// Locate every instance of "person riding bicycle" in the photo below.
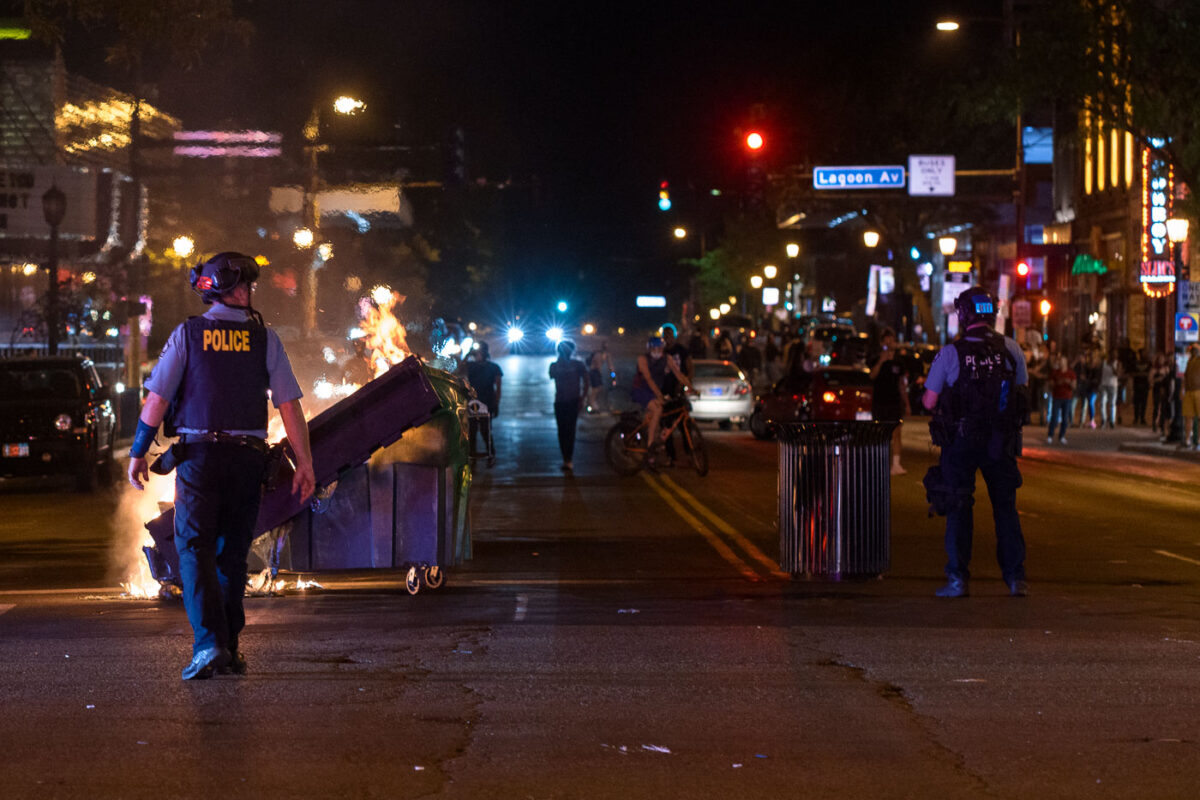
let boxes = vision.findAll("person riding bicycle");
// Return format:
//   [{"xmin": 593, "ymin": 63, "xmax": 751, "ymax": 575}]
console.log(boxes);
[{"xmin": 631, "ymin": 335, "xmax": 692, "ymax": 461}]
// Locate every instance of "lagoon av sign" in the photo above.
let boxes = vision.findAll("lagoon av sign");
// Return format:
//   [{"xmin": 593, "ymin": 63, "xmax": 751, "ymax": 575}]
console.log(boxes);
[{"xmin": 813, "ymin": 165, "xmax": 905, "ymax": 190}]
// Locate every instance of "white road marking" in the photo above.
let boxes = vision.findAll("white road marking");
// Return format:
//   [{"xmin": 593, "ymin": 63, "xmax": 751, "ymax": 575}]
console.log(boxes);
[
  {"xmin": 0, "ymin": 604, "xmax": 14, "ymax": 616},
  {"xmin": 1155, "ymin": 549, "xmax": 1200, "ymax": 567},
  {"xmin": 514, "ymin": 593, "xmax": 528, "ymax": 622}
]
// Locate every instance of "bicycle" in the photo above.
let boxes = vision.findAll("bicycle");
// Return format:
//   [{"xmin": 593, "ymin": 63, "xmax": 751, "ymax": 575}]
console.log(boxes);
[{"xmin": 604, "ymin": 395, "xmax": 709, "ymax": 477}]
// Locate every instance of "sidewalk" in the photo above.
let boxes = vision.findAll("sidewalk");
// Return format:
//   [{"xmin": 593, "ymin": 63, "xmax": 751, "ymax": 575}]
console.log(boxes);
[{"xmin": 901, "ymin": 414, "xmax": 1200, "ymax": 465}]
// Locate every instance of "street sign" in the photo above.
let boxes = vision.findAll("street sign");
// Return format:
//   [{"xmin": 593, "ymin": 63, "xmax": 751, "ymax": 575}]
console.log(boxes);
[
  {"xmin": 1176, "ymin": 312, "xmax": 1199, "ymax": 343},
  {"xmin": 813, "ymin": 165, "xmax": 905, "ymax": 190},
  {"xmin": 1179, "ymin": 280, "xmax": 1200, "ymax": 311},
  {"xmin": 907, "ymin": 155, "xmax": 955, "ymax": 196}
]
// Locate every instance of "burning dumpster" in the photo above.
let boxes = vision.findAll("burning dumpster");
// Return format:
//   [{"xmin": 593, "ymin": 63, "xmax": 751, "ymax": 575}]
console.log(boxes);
[{"xmin": 141, "ymin": 355, "xmax": 473, "ymax": 595}]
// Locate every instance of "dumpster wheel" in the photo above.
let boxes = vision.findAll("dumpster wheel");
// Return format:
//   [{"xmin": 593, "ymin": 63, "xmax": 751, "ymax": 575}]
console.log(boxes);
[
  {"xmin": 423, "ymin": 566, "xmax": 445, "ymax": 589},
  {"xmin": 405, "ymin": 566, "xmax": 421, "ymax": 595}
]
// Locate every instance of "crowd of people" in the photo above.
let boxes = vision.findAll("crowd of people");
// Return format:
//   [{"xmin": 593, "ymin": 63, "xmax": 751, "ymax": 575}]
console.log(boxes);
[{"xmin": 1024, "ymin": 338, "xmax": 1200, "ymax": 448}]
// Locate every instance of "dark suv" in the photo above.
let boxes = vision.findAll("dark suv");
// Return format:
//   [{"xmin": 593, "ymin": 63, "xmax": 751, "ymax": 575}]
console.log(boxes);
[{"xmin": 0, "ymin": 356, "xmax": 117, "ymax": 490}]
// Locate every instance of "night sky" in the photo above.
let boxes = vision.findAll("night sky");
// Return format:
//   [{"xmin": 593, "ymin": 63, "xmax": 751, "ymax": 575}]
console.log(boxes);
[{"xmin": 38, "ymin": 0, "xmax": 1006, "ymax": 304}]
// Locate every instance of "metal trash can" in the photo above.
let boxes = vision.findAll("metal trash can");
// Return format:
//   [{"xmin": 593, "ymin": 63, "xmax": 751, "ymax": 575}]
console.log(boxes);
[{"xmin": 776, "ymin": 421, "xmax": 898, "ymax": 579}]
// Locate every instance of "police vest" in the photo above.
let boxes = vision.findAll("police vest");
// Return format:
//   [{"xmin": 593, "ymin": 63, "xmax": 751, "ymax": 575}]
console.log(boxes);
[
  {"xmin": 167, "ymin": 317, "xmax": 269, "ymax": 433},
  {"xmin": 940, "ymin": 332, "xmax": 1020, "ymax": 434}
]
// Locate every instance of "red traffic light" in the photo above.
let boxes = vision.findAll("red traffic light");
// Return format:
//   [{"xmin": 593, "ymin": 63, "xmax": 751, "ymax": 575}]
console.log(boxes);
[
  {"xmin": 745, "ymin": 131, "xmax": 764, "ymax": 151},
  {"xmin": 1015, "ymin": 260, "xmax": 1030, "ymax": 278}
]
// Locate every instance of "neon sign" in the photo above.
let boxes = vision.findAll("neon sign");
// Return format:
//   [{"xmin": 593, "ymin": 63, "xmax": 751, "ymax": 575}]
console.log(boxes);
[{"xmin": 1141, "ymin": 140, "xmax": 1175, "ymax": 297}]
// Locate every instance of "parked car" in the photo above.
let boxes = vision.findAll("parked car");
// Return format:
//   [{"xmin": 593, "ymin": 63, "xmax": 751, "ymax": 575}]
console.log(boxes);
[
  {"xmin": 688, "ymin": 359, "xmax": 753, "ymax": 429},
  {"xmin": 0, "ymin": 355, "xmax": 117, "ymax": 490},
  {"xmin": 796, "ymin": 326, "xmax": 869, "ymax": 369},
  {"xmin": 748, "ymin": 365, "xmax": 874, "ymax": 440}
]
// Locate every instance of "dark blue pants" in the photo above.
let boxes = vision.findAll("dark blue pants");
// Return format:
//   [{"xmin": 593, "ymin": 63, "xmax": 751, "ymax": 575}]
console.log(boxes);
[
  {"xmin": 1047, "ymin": 398, "xmax": 1071, "ymax": 440},
  {"xmin": 174, "ymin": 442, "xmax": 266, "ymax": 656},
  {"xmin": 940, "ymin": 433, "xmax": 1026, "ymax": 583},
  {"xmin": 553, "ymin": 400, "xmax": 581, "ymax": 461}
]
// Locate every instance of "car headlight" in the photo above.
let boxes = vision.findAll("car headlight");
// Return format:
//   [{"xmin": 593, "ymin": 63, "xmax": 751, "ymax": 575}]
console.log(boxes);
[{"xmin": 54, "ymin": 413, "xmax": 73, "ymax": 431}]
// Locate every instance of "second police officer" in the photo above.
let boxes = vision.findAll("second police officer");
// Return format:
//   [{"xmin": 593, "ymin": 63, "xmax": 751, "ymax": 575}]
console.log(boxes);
[
  {"xmin": 921, "ymin": 286, "xmax": 1030, "ymax": 599},
  {"xmin": 128, "ymin": 252, "xmax": 316, "ymax": 680}
]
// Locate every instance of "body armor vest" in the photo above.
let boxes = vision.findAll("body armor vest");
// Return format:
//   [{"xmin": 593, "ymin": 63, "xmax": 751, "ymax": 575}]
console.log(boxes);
[
  {"xmin": 166, "ymin": 316, "xmax": 269, "ymax": 434},
  {"xmin": 934, "ymin": 332, "xmax": 1021, "ymax": 441}
]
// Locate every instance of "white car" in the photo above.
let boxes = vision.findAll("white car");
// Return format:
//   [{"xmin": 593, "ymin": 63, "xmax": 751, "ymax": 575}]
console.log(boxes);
[{"xmin": 687, "ymin": 359, "xmax": 753, "ymax": 429}]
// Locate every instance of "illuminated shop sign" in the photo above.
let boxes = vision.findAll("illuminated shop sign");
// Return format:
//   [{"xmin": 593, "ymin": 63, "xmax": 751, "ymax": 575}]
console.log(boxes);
[{"xmin": 1141, "ymin": 139, "xmax": 1175, "ymax": 298}]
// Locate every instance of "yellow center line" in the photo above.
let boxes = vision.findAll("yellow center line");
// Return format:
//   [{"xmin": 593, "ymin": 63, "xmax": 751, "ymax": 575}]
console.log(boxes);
[
  {"xmin": 640, "ymin": 472, "xmax": 760, "ymax": 581},
  {"xmin": 1155, "ymin": 549, "xmax": 1200, "ymax": 567},
  {"xmin": 658, "ymin": 473, "xmax": 790, "ymax": 579}
]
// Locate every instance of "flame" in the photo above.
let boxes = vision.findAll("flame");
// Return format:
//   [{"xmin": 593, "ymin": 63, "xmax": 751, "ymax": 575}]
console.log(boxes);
[
  {"xmin": 357, "ymin": 289, "xmax": 411, "ymax": 377},
  {"xmin": 117, "ymin": 470, "xmax": 176, "ymax": 598}
]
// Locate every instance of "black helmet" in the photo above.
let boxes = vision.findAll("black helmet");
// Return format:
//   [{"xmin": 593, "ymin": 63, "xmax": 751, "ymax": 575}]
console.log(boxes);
[
  {"xmin": 189, "ymin": 252, "xmax": 260, "ymax": 304},
  {"xmin": 953, "ymin": 286, "xmax": 998, "ymax": 329}
]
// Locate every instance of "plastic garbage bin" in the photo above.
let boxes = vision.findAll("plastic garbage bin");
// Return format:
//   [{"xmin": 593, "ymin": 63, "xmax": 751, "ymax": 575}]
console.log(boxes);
[{"xmin": 776, "ymin": 421, "xmax": 898, "ymax": 579}]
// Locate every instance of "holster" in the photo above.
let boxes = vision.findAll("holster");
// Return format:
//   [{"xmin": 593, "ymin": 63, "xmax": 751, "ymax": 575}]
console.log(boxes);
[{"xmin": 149, "ymin": 443, "xmax": 183, "ymax": 476}]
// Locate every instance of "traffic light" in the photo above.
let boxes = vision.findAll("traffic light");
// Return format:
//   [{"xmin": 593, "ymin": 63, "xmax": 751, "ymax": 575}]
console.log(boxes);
[
  {"xmin": 745, "ymin": 131, "xmax": 764, "ymax": 152},
  {"xmin": 1039, "ymin": 298, "xmax": 1052, "ymax": 316},
  {"xmin": 1015, "ymin": 260, "xmax": 1030, "ymax": 279},
  {"xmin": 658, "ymin": 181, "xmax": 671, "ymax": 211}
]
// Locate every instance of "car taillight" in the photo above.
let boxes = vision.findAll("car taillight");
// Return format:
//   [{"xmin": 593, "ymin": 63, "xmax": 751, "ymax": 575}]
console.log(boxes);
[
  {"xmin": 822, "ymin": 391, "xmax": 837, "ymax": 404},
  {"xmin": 735, "ymin": 382, "xmax": 749, "ymax": 396},
  {"xmin": 54, "ymin": 413, "xmax": 72, "ymax": 431}
]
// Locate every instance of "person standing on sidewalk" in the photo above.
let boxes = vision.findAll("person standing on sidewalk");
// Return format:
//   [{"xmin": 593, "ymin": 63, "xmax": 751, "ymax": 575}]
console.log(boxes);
[
  {"xmin": 870, "ymin": 327, "xmax": 910, "ymax": 475},
  {"xmin": 1180, "ymin": 344, "xmax": 1200, "ymax": 450},
  {"xmin": 1098, "ymin": 353, "xmax": 1121, "ymax": 429},
  {"xmin": 128, "ymin": 252, "xmax": 315, "ymax": 680},
  {"xmin": 549, "ymin": 340, "xmax": 589, "ymax": 471},
  {"xmin": 1151, "ymin": 352, "xmax": 1172, "ymax": 434},
  {"xmin": 1131, "ymin": 348, "xmax": 1151, "ymax": 426},
  {"xmin": 1046, "ymin": 355, "xmax": 1076, "ymax": 444},
  {"xmin": 923, "ymin": 286, "xmax": 1029, "ymax": 599}
]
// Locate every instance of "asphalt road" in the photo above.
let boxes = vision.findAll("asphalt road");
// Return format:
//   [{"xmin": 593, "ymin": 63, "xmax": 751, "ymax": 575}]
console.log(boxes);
[{"xmin": 3, "ymin": 352, "xmax": 1200, "ymax": 798}]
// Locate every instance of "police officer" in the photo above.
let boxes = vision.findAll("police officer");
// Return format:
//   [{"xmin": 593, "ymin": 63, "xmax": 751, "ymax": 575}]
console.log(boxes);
[
  {"xmin": 128, "ymin": 252, "xmax": 316, "ymax": 679},
  {"xmin": 922, "ymin": 286, "xmax": 1029, "ymax": 598}
]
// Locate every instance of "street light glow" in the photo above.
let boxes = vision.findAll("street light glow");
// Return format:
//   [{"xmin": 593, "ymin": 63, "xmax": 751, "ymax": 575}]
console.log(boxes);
[
  {"xmin": 936, "ymin": 20, "xmax": 960, "ymax": 31},
  {"xmin": 763, "ymin": 265, "xmax": 778, "ymax": 279},
  {"xmin": 709, "ymin": 308, "xmax": 721, "ymax": 320},
  {"xmin": 863, "ymin": 230, "xmax": 881, "ymax": 248},
  {"xmin": 786, "ymin": 243, "xmax": 800, "ymax": 258},
  {"xmin": 719, "ymin": 303, "xmax": 731, "ymax": 314},
  {"xmin": 293, "ymin": 227, "xmax": 314, "ymax": 249},
  {"xmin": 674, "ymin": 227, "xmax": 687, "ymax": 239},
  {"xmin": 1167, "ymin": 217, "xmax": 1190, "ymax": 243},
  {"xmin": 938, "ymin": 236, "xmax": 958, "ymax": 256},
  {"xmin": 172, "ymin": 235, "xmax": 195, "ymax": 259},
  {"xmin": 750, "ymin": 275, "xmax": 763, "ymax": 289},
  {"xmin": 333, "ymin": 95, "xmax": 366, "ymax": 115}
]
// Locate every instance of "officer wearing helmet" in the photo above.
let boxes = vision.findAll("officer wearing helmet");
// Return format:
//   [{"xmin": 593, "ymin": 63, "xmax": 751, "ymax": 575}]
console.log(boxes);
[
  {"xmin": 128, "ymin": 252, "xmax": 316, "ymax": 679},
  {"xmin": 921, "ymin": 286, "xmax": 1030, "ymax": 599}
]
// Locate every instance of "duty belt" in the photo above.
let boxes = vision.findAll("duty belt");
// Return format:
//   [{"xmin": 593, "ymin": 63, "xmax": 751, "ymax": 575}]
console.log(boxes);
[{"xmin": 179, "ymin": 432, "xmax": 269, "ymax": 454}]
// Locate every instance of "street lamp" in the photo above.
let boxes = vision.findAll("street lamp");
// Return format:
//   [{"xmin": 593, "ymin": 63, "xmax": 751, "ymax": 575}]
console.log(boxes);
[
  {"xmin": 673, "ymin": 226, "xmax": 687, "ymax": 239},
  {"xmin": 172, "ymin": 235, "xmax": 195, "ymax": 260},
  {"xmin": 293, "ymin": 227, "xmax": 315, "ymax": 249},
  {"xmin": 41, "ymin": 183, "xmax": 66, "ymax": 355},
  {"xmin": 1166, "ymin": 216, "xmax": 1190, "ymax": 443},
  {"xmin": 763, "ymin": 264, "xmax": 778, "ymax": 280},
  {"xmin": 786, "ymin": 242, "xmax": 800, "ymax": 259},
  {"xmin": 863, "ymin": 230, "xmax": 881, "ymax": 249},
  {"xmin": 938, "ymin": 236, "xmax": 957, "ymax": 257},
  {"xmin": 750, "ymin": 275, "xmax": 763, "ymax": 289},
  {"xmin": 933, "ymin": 236, "xmax": 958, "ymax": 346}
]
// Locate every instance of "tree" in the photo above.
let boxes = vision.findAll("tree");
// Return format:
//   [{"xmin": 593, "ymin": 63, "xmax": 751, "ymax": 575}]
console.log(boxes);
[{"xmin": 1017, "ymin": 0, "xmax": 1200, "ymax": 215}]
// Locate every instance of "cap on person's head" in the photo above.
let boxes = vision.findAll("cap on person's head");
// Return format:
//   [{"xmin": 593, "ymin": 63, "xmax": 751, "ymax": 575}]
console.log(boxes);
[{"xmin": 647, "ymin": 336, "xmax": 665, "ymax": 349}]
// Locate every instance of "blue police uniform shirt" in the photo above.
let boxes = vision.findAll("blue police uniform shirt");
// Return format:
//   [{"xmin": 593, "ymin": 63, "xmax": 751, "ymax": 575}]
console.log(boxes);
[
  {"xmin": 145, "ymin": 303, "xmax": 303, "ymax": 439},
  {"xmin": 925, "ymin": 329, "xmax": 1028, "ymax": 395}
]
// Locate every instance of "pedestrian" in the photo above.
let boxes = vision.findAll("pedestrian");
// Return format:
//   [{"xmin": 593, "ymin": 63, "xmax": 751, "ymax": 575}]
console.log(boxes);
[
  {"xmin": 1131, "ymin": 348, "xmax": 1151, "ymax": 425},
  {"xmin": 687, "ymin": 327, "xmax": 708, "ymax": 360},
  {"xmin": 585, "ymin": 342, "xmax": 615, "ymax": 414},
  {"xmin": 549, "ymin": 340, "xmax": 589, "ymax": 471},
  {"xmin": 1025, "ymin": 343, "xmax": 1047, "ymax": 426},
  {"xmin": 1098, "ymin": 352, "xmax": 1120, "ymax": 428},
  {"xmin": 462, "ymin": 341, "xmax": 503, "ymax": 465},
  {"xmin": 1070, "ymin": 351, "xmax": 1092, "ymax": 427},
  {"xmin": 1046, "ymin": 354, "xmax": 1075, "ymax": 444},
  {"xmin": 922, "ymin": 286, "xmax": 1029, "ymax": 598},
  {"xmin": 1151, "ymin": 352, "xmax": 1171, "ymax": 433},
  {"xmin": 869, "ymin": 327, "xmax": 910, "ymax": 475},
  {"xmin": 128, "ymin": 252, "xmax": 316, "ymax": 680},
  {"xmin": 1180, "ymin": 343, "xmax": 1200, "ymax": 450}
]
